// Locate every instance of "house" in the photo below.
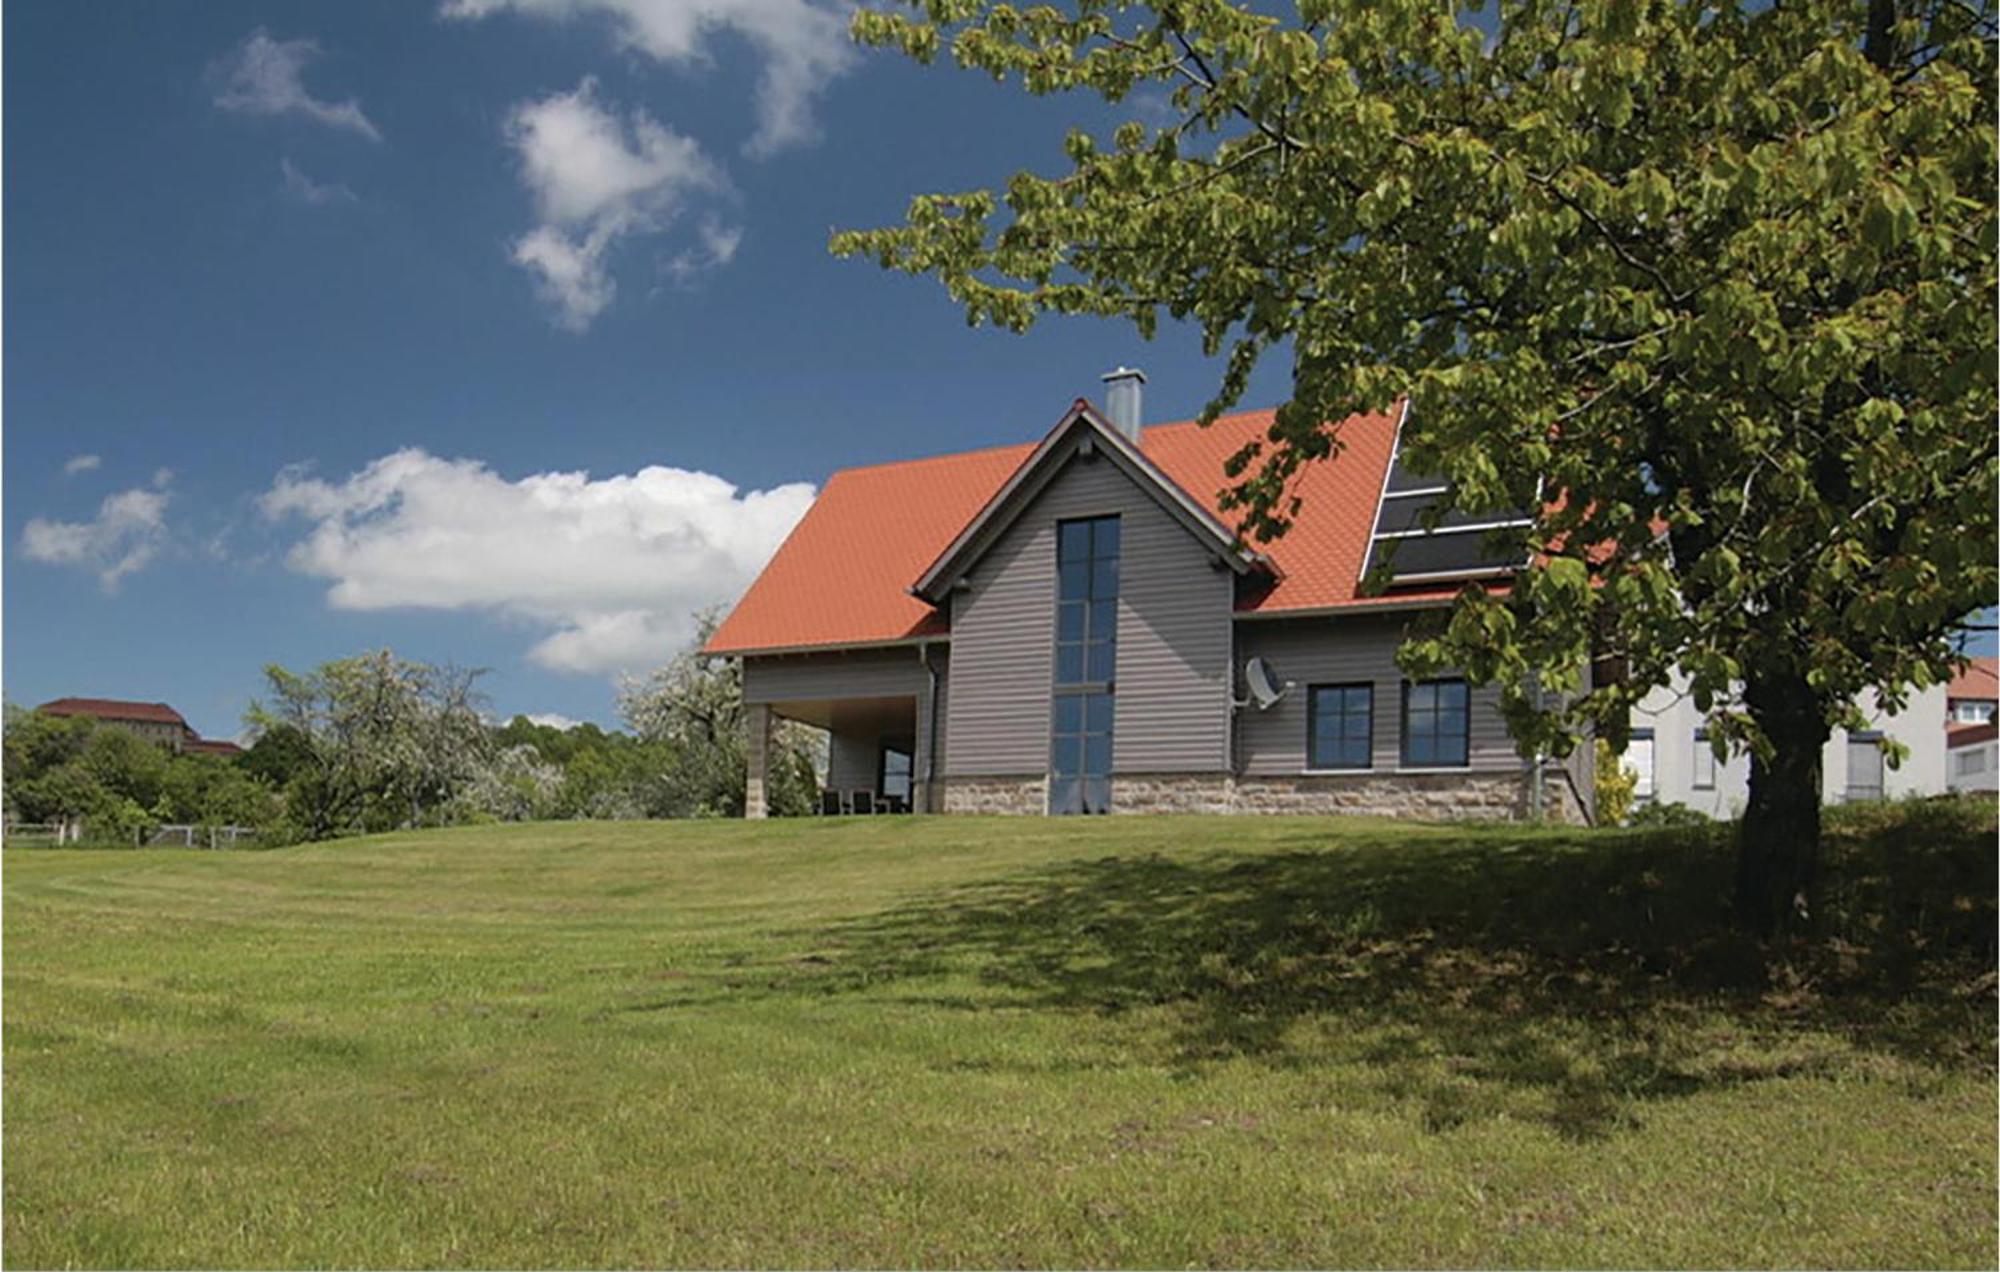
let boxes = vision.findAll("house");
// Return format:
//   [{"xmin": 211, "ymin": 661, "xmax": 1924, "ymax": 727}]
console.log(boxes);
[
  {"xmin": 1944, "ymin": 657, "xmax": 1998, "ymax": 792},
  {"xmin": 705, "ymin": 372, "xmax": 1593, "ymax": 820},
  {"xmin": 1946, "ymin": 722, "xmax": 1997, "ymax": 794},
  {"xmin": 1946, "ymin": 657, "xmax": 1997, "ymax": 727},
  {"xmin": 1620, "ymin": 676, "xmax": 1947, "ymax": 817},
  {"xmin": 35, "ymin": 698, "xmax": 240, "ymax": 758}
]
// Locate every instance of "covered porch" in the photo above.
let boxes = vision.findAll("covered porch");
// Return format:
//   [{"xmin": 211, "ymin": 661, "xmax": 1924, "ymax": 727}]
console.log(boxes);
[{"xmin": 740, "ymin": 645, "xmax": 946, "ymax": 818}]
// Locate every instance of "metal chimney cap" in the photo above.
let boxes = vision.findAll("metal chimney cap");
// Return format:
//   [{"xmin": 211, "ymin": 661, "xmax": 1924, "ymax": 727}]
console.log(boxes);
[{"xmin": 1101, "ymin": 366, "xmax": 1148, "ymax": 384}]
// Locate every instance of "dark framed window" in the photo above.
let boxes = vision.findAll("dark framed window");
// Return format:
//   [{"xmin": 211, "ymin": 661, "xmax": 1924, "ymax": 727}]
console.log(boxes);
[
  {"xmin": 1692, "ymin": 729, "xmax": 1716, "ymax": 789},
  {"xmin": 1401, "ymin": 678, "xmax": 1470, "ymax": 767},
  {"xmin": 1051, "ymin": 515, "xmax": 1119, "ymax": 815},
  {"xmin": 1846, "ymin": 731, "xmax": 1884, "ymax": 802},
  {"xmin": 1626, "ymin": 727, "xmax": 1656, "ymax": 800},
  {"xmin": 879, "ymin": 746, "xmax": 912, "ymax": 803},
  {"xmin": 1308, "ymin": 683, "xmax": 1373, "ymax": 769}
]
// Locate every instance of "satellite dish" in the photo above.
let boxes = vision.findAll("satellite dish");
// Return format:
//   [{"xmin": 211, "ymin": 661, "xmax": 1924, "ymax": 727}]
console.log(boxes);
[{"xmin": 1243, "ymin": 656, "xmax": 1292, "ymax": 710}]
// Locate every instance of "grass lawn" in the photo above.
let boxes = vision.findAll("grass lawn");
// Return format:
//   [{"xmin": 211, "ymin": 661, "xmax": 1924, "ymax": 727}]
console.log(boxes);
[{"xmin": 5, "ymin": 802, "xmax": 1994, "ymax": 1268}]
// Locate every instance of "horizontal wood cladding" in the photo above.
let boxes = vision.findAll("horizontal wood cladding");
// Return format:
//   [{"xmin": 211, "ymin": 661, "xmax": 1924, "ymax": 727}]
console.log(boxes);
[
  {"xmin": 947, "ymin": 444, "xmax": 1233, "ymax": 777},
  {"xmin": 741, "ymin": 646, "xmax": 931, "ymax": 704},
  {"xmin": 1235, "ymin": 613, "xmax": 1520, "ymax": 775}
]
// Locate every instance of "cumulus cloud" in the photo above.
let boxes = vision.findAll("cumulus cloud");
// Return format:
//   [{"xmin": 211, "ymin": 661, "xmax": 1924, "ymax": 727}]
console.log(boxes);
[
  {"xmin": 443, "ymin": 0, "xmax": 855, "ymax": 156},
  {"xmin": 501, "ymin": 79, "xmax": 726, "ymax": 330},
  {"xmin": 261, "ymin": 448, "xmax": 814, "ymax": 675},
  {"xmin": 22, "ymin": 483, "xmax": 173, "ymax": 591},
  {"xmin": 63, "ymin": 454, "xmax": 102, "ymax": 477},
  {"xmin": 210, "ymin": 30, "xmax": 381, "ymax": 141},
  {"xmin": 280, "ymin": 157, "xmax": 357, "ymax": 205}
]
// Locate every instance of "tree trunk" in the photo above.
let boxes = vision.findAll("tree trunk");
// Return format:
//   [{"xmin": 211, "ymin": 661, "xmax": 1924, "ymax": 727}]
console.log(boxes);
[{"xmin": 1735, "ymin": 666, "xmax": 1830, "ymax": 936}]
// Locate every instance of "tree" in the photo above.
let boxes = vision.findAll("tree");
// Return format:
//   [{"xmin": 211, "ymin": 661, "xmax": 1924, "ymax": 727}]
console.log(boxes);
[
  {"xmin": 619, "ymin": 611, "xmax": 823, "ymax": 817},
  {"xmin": 246, "ymin": 651, "xmax": 494, "ymax": 840},
  {"xmin": 835, "ymin": 0, "xmax": 1997, "ymax": 931}
]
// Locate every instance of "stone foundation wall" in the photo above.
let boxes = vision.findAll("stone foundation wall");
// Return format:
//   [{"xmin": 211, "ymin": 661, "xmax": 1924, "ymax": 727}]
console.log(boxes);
[
  {"xmin": 941, "ymin": 775, "xmax": 1048, "ymax": 815},
  {"xmin": 934, "ymin": 769, "xmax": 1588, "ymax": 821},
  {"xmin": 1229, "ymin": 770, "xmax": 1530, "ymax": 819},
  {"xmin": 1110, "ymin": 773, "xmax": 1236, "ymax": 814}
]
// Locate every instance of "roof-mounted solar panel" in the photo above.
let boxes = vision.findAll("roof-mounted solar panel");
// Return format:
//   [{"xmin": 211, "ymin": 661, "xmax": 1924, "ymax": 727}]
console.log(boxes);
[{"xmin": 1366, "ymin": 436, "xmax": 1530, "ymax": 587}]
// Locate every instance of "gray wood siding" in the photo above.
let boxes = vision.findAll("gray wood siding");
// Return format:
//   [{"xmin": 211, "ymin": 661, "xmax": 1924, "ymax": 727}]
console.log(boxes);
[
  {"xmin": 1235, "ymin": 614, "xmax": 1521, "ymax": 774},
  {"xmin": 946, "ymin": 445, "xmax": 1233, "ymax": 776},
  {"xmin": 742, "ymin": 647, "xmax": 929, "ymax": 703}
]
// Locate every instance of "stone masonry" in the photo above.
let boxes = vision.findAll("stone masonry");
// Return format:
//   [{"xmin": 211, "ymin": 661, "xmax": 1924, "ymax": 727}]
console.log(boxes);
[{"xmin": 934, "ymin": 769, "xmax": 1591, "ymax": 822}]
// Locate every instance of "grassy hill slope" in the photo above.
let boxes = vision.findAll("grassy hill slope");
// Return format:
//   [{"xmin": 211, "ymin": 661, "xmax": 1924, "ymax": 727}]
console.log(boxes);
[{"xmin": 5, "ymin": 805, "xmax": 1994, "ymax": 1268}]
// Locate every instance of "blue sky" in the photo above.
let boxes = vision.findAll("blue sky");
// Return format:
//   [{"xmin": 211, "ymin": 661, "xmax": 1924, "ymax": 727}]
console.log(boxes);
[
  {"xmin": 7, "ymin": 2, "xmax": 1991, "ymax": 741},
  {"xmin": 5, "ymin": 0, "xmax": 1299, "ymax": 738}
]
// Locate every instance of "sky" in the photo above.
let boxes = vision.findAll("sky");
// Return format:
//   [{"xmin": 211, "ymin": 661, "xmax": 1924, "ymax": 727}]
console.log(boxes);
[
  {"xmin": 6, "ymin": 2, "xmax": 1991, "ymax": 741},
  {"xmin": 4, "ymin": 0, "xmax": 1301, "ymax": 739}
]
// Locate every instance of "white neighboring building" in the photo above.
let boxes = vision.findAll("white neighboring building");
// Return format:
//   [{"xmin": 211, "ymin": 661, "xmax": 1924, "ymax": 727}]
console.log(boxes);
[
  {"xmin": 1618, "ymin": 676, "xmax": 1948, "ymax": 819},
  {"xmin": 1946, "ymin": 724, "xmax": 1997, "ymax": 793}
]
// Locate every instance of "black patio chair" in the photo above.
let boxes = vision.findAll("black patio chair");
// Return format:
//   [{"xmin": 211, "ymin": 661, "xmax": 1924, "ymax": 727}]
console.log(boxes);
[
  {"xmin": 850, "ymin": 789, "xmax": 876, "ymax": 816},
  {"xmin": 819, "ymin": 789, "xmax": 844, "ymax": 816}
]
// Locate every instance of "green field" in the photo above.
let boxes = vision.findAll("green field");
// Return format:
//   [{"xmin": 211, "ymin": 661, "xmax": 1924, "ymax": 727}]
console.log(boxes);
[{"xmin": 5, "ymin": 804, "xmax": 1995, "ymax": 1268}]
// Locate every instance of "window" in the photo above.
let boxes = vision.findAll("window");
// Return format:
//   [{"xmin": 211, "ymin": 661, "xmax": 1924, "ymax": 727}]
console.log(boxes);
[
  {"xmin": 879, "ymin": 746, "xmax": 912, "ymax": 803},
  {"xmin": 1957, "ymin": 701, "xmax": 1995, "ymax": 724},
  {"xmin": 1308, "ymin": 684, "xmax": 1373, "ymax": 769},
  {"xmin": 1846, "ymin": 732, "xmax": 1885, "ymax": 802},
  {"xmin": 1626, "ymin": 728, "xmax": 1656, "ymax": 799},
  {"xmin": 1401, "ymin": 679, "xmax": 1469, "ymax": 768},
  {"xmin": 1691, "ymin": 729, "xmax": 1716, "ymax": 789},
  {"xmin": 1955, "ymin": 749, "xmax": 1987, "ymax": 776},
  {"xmin": 1051, "ymin": 516, "xmax": 1118, "ymax": 815}
]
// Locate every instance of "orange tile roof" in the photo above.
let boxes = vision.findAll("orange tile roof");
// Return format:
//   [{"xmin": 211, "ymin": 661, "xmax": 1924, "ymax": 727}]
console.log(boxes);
[
  {"xmin": 1948, "ymin": 656, "xmax": 1998, "ymax": 702},
  {"xmin": 706, "ymin": 404, "xmax": 1442, "ymax": 656},
  {"xmin": 37, "ymin": 697, "xmax": 190, "ymax": 727}
]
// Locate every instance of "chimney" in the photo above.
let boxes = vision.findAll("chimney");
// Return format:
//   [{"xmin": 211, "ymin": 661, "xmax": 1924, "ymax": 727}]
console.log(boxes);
[{"xmin": 1100, "ymin": 366, "xmax": 1146, "ymax": 444}]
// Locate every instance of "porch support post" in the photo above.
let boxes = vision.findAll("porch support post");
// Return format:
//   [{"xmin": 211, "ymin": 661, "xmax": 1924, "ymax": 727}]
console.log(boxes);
[{"xmin": 745, "ymin": 702, "xmax": 772, "ymax": 819}]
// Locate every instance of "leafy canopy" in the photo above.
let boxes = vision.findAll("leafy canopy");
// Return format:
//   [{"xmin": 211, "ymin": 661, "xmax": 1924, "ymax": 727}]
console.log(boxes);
[{"xmin": 835, "ymin": 0, "xmax": 1997, "ymax": 760}]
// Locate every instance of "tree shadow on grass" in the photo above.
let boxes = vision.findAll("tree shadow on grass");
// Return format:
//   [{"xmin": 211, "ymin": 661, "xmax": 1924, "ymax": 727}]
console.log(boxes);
[{"xmin": 787, "ymin": 801, "xmax": 1996, "ymax": 1140}]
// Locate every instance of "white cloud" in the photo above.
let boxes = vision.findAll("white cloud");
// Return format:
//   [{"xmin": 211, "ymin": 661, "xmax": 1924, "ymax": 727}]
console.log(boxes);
[
  {"xmin": 280, "ymin": 157, "xmax": 357, "ymax": 205},
  {"xmin": 261, "ymin": 448, "xmax": 814, "ymax": 675},
  {"xmin": 525, "ymin": 712, "xmax": 585, "ymax": 730},
  {"xmin": 442, "ymin": 0, "xmax": 856, "ymax": 156},
  {"xmin": 210, "ymin": 29, "xmax": 381, "ymax": 141},
  {"xmin": 501, "ymin": 79, "xmax": 726, "ymax": 330},
  {"xmin": 666, "ymin": 217, "xmax": 744, "ymax": 284},
  {"xmin": 22, "ymin": 483, "xmax": 173, "ymax": 591},
  {"xmin": 63, "ymin": 454, "xmax": 102, "ymax": 477}
]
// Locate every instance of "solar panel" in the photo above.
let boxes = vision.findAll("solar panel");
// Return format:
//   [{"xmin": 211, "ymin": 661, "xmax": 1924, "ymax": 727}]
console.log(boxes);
[{"xmin": 1366, "ymin": 436, "xmax": 1530, "ymax": 587}]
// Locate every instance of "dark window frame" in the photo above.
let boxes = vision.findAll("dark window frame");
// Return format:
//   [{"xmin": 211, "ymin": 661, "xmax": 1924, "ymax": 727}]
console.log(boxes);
[
  {"xmin": 878, "ymin": 745, "xmax": 913, "ymax": 803},
  {"xmin": 1400, "ymin": 678, "xmax": 1471, "ymax": 768},
  {"xmin": 1051, "ymin": 515, "xmax": 1120, "ymax": 815},
  {"xmin": 1846, "ymin": 730, "xmax": 1885, "ymax": 801},
  {"xmin": 1692, "ymin": 728, "xmax": 1716, "ymax": 790},
  {"xmin": 1307, "ymin": 682, "xmax": 1374, "ymax": 770}
]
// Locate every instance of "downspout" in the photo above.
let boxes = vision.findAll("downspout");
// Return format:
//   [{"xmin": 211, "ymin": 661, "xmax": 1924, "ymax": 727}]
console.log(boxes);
[
  {"xmin": 1526, "ymin": 671, "xmax": 1546, "ymax": 822},
  {"xmin": 920, "ymin": 641, "xmax": 940, "ymax": 811}
]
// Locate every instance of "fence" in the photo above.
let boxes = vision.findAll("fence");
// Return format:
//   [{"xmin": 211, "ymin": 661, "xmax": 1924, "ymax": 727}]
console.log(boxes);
[
  {"xmin": 3, "ymin": 820, "xmax": 261, "ymax": 849},
  {"xmin": 144, "ymin": 824, "xmax": 262, "ymax": 849}
]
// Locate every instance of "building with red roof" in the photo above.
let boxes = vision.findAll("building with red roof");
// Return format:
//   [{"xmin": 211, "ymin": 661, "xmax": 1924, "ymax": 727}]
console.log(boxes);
[
  {"xmin": 708, "ymin": 372, "xmax": 1590, "ymax": 821},
  {"xmin": 35, "ymin": 698, "xmax": 239, "ymax": 758}
]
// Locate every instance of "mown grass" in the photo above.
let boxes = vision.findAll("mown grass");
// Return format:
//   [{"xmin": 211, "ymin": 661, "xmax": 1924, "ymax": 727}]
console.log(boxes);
[{"xmin": 5, "ymin": 802, "xmax": 1994, "ymax": 1268}]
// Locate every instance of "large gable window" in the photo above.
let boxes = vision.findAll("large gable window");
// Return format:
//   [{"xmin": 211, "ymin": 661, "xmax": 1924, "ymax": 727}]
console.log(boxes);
[
  {"xmin": 1402, "ymin": 679, "xmax": 1470, "ymax": 768},
  {"xmin": 1051, "ymin": 515, "xmax": 1119, "ymax": 814}
]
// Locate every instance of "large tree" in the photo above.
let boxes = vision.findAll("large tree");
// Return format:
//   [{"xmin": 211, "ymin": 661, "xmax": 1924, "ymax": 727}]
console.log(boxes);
[
  {"xmin": 247, "ymin": 651, "xmax": 493, "ymax": 839},
  {"xmin": 834, "ymin": 0, "xmax": 1997, "ymax": 931}
]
